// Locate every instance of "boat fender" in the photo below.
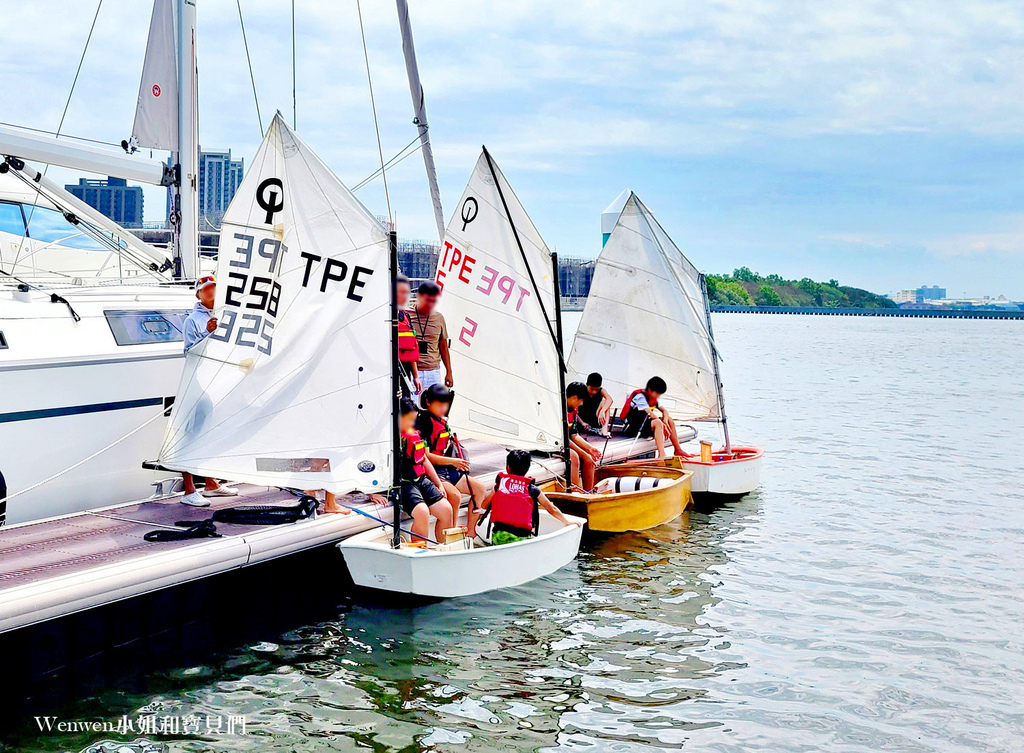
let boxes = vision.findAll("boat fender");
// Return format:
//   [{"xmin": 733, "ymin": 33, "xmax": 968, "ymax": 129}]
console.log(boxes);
[{"xmin": 594, "ymin": 476, "xmax": 663, "ymax": 494}]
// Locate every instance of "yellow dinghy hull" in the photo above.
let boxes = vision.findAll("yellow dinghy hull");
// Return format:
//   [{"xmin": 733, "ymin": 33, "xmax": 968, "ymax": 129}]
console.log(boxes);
[{"xmin": 543, "ymin": 466, "xmax": 693, "ymax": 533}]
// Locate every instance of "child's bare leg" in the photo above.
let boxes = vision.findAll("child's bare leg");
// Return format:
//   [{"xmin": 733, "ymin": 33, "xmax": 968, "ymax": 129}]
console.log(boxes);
[
  {"xmin": 652, "ymin": 420, "xmax": 668, "ymax": 458},
  {"xmin": 410, "ymin": 503, "xmax": 431, "ymax": 542},
  {"xmin": 459, "ymin": 475, "xmax": 486, "ymax": 537},
  {"xmin": 441, "ymin": 480, "xmax": 461, "ymax": 510},
  {"xmin": 429, "ymin": 499, "xmax": 454, "ymax": 534},
  {"xmin": 324, "ymin": 491, "xmax": 349, "ymax": 514},
  {"xmin": 580, "ymin": 452, "xmax": 596, "ymax": 491},
  {"xmin": 183, "ymin": 473, "xmax": 196, "ymax": 494},
  {"xmin": 204, "ymin": 478, "xmax": 220, "ymax": 492},
  {"xmin": 569, "ymin": 447, "xmax": 582, "ymax": 490},
  {"xmin": 664, "ymin": 416, "xmax": 684, "ymax": 454}
]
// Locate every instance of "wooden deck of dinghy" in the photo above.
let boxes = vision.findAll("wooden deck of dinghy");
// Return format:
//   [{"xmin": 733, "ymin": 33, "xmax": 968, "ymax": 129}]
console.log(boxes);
[{"xmin": 0, "ymin": 433, "xmax": 663, "ymax": 633}]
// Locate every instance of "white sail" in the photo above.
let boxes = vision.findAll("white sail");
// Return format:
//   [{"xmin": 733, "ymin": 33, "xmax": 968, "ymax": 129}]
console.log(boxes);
[
  {"xmin": 568, "ymin": 193, "xmax": 722, "ymax": 421},
  {"xmin": 132, "ymin": 0, "xmax": 178, "ymax": 151},
  {"xmin": 158, "ymin": 114, "xmax": 393, "ymax": 493},
  {"xmin": 436, "ymin": 150, "xmax": 563, "ymax": 451}
]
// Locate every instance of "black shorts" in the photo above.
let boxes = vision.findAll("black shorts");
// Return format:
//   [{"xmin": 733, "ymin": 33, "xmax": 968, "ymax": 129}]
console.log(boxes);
[
  {"xmin": 436, "ymin": 464, "xmax": 465, "ymax": 486},
  {"xmin": 622, "ymin": 410, "xmax": 655, "ymax": 439},
  {"xmin": 400, "ymin": 477, "xmax": 445, "ymax": 513},
  {"xmin": 577, "ymin": 405, "xmax": 600, "ymax": 428}
]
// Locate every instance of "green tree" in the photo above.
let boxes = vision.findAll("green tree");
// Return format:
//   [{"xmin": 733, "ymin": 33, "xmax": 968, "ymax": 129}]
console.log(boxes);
[
  {"xmin": 755, "ymin": 284, "xmax": 783, "ymax": 306},
  {"xmin": 732, "ymin": 266, "xmax": 761, "ymax": 282}
]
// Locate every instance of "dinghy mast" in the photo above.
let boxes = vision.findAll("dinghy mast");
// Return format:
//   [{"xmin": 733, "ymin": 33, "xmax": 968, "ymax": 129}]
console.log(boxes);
[
  {"xmin": 395, "ymin": 0, "xmax": 445, "ymax": 242},
  {"xmin": 389, "ymin": 227, "xmax": 403, "ymax": 548},
  {"xmin": 699, "ymin": 273, "xmax": 731, "ymax": 453}
]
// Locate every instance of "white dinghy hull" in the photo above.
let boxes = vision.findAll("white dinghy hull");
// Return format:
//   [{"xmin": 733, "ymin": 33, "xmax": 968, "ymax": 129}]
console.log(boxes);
[
  {"xmin": 338, "ymin": 511, "xmax": 584, "ymax": 598},
  {"xmin": 682, "ymin": 447, "xmax": 763, "ymax": 498}
]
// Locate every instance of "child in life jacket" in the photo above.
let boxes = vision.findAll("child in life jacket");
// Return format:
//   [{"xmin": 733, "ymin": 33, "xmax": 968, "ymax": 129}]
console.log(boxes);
[
  {"xmin": 376, "ymin": 397, "xmax": 453, "ymax": 543},
  {"xmin": 478, "ymin": 449, "xmax": 576, "ymax": 545},
  {"xmin": 396, "ymin": 274, "xmax": 421, "ymax": 396},
  {"xmin": 566, "ymin": 381, "xmax": 601, "ymax": 491},
  {"xmin": 415, "ymin": 385, "xmax": 488, "ymax": 538},
  {"xmin": 621, "ymin": 376, "xmax": 686, "ymax": 459}
]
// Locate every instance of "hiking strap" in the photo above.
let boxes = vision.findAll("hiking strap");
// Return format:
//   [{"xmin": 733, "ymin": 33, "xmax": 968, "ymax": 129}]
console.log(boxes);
[{"xmin": 143, "ymin": 519, "xmax": 221, "ymax": 542}]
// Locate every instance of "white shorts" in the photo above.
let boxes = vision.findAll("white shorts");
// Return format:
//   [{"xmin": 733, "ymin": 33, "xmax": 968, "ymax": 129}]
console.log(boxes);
[{"xmin": 418, "ymin": 368, "xmax": 443, "ymax": 392}]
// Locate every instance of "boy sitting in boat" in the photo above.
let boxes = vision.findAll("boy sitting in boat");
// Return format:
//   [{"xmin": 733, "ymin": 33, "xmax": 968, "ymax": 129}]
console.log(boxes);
[
  {"xmin": 415, "ymin": 385, "xmax": 488, "ymax": 538},
  {"xmin": 566, "ymin": 382, "xmax": 601, "ymax": 492},
  {"xmin": 478, "ymin": 450, "xmax": 576, "ymax": 545},
  {"xmin": 577, "ymin": 372, "xmax": 614, "ymax": 437},
  {"xmin": 621, "ymin": 376, "xmax": 687, "ymax": 460},
  {"xmin": 381, "ymin": 397, "xmax": 454, "ymax": 543}
]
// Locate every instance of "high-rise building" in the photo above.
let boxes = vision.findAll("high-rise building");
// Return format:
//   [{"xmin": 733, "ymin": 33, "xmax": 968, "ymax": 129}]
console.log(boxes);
[
  {"xmin": 165, "ymin": 148, "xmax": 244, "ymax": 228},
  {"xmin": 65, "ymin": 177, "xmax": 144, "ymax": 226},
  {"xmin": 917, "ymin": 285, "xmax": 946, "ymax": 301}
]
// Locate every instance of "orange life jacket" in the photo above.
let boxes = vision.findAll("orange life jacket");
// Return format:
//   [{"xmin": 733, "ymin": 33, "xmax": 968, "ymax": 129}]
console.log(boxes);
[
  {"xmin": 401, "ymin": 430, "xmax": 428, "ymax": 480},
  {"xmin": 397, "ymin": 311, "xmax": 420, "ymax": 364},
  {"xmin": 490, "ymin": 472, "xmax": 538, "ymax": 536},
  {"xmin": 619, "ymin": 388, "xmax": 657, "ymax": 420}
]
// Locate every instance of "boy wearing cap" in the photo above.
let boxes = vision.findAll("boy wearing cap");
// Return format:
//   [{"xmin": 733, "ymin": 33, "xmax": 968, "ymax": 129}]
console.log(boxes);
[
  {"xmin": 409, "ymin": 280, "xmax": 453, "ymax": 391},
  {"xmin": 179, "ymin": 275, "xmax": 237, "ymax": 506}
]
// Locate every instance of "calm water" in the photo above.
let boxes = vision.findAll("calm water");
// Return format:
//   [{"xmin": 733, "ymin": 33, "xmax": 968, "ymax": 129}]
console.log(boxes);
[{"xmin": 9, "ymin": 315, "xmax": 1024, "ymax": 752}]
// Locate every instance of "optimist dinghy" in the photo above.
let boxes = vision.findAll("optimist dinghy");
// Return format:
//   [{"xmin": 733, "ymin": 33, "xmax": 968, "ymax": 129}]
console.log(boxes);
[
  {"xmin": 339, "ymin": 510, "xmax": 583, "ymax": 598},
  {"xmin": 338, "ymin": 149, "xmax": 586, "ymax": 598},
  {"xmin": 569, "ymin": 193, "xmax": 763, "ymax": 499},
  {"xmin": 543, "ymin": 465, "xmax": 692, "ymax": 533}
]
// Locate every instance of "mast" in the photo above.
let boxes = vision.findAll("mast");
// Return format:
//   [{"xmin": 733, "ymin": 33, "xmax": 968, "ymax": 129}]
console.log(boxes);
[
  {"xmin": 173, "ymin": 0, "xmax": 199, "ymax": 279},
  {"xmin": 552, "ymin": 253, "xmax": 571, "ymax": 471},
  {"xmin": 389, "ymin": 228, "xmax": 403, "ymax": 548},
  {"xmin": 700, "ymin": 273, "xmax": 731, "ymax": 452},
  {"xmin": 395, "ymin": 0, "xmax": 444, "ymax": 243},
  {"xmin": 481, "ymin": 146, "xmax": 566, "ymax": 373}
]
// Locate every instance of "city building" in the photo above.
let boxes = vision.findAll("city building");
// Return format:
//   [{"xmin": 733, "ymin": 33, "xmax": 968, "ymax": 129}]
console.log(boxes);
[
  {"xmin": 165, "ymin": 148, "xmax": 244, "ymax": 228},
  {"xmin": 65, "ymin": 177, "xmax": 144, "ymax": 226},
  {"xmin": 398, "ymin": 239, "xmax": 439, "ymax": 281},
  {"xmin": 890, "ymin": 285, "xmax": 948, "ymax": 304}
]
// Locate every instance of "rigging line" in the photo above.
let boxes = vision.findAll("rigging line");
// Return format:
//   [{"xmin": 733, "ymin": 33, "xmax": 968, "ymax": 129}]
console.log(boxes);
[
  {"xmin": 481, "ymin": 147, "xmax": 566, "ymax": 373},
  {"xmin": 352, "ymin": 135, "xmax": 421, "ymax": 191},
  {"xmin": 0, "ymin": 122, "xmax": 120, "ymax": 148},
  {"xmin": 14, "ymin": 0, "xmax": 104, "ymax": 271},
  {"xmin": 355, "ymin": 0, "xmax": 392, "ymax": 224},
  {"xmin": 236, "ymin": 0, "xmax": 264, "ymax": 137}
]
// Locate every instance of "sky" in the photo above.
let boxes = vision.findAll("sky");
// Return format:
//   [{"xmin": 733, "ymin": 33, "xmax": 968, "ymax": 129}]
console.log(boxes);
[{"xmin": 2, "ymin": 0, "xmax": 1024, "ymax": 298}]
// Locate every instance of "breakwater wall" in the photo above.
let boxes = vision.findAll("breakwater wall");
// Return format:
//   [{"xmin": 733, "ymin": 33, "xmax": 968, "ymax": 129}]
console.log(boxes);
[{"xmin": 710, "ymin": 305, "xmax": 1024, "ymax": 319}]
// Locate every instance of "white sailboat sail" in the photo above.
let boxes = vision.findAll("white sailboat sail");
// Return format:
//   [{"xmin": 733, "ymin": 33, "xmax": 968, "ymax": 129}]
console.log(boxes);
[
  {"xmin": 435, "ymin": 150, "xmax": 563, "ymax": 451},
  {"xmin": 568, "ymin": 193, "xmax": 722, "ymax": 422},
  {"xmin": 158, "ymin": 114, "xmax": 393, "ymax": 493},
  {"xmin": 132, "ymin": 0, "xmax": 178, "ymax": 151}
]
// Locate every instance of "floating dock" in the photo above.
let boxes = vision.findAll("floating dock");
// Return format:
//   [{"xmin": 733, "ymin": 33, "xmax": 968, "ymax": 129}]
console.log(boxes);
[
  {"xmin": 711, "ymin": 305, "xmax": 1024, "ymax": 319},
  {"xmin": 0, "ymin": 433, "xmax": 681, "ymax": 634}
]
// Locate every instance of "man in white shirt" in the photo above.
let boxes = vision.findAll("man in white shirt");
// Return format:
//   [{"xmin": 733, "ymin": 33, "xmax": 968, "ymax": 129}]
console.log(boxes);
[{"xmin": 179, "ymin": 275, "xmax": 237, "ymax": 506}]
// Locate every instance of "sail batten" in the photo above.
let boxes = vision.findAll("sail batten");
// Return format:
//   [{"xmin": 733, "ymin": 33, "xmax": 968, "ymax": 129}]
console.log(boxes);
[
  {"xmin": 434, "ymin": 151, "xmax": 563, "ymax": 451},
  {"xmin": 568, "ymin": 194, "xmax": 722, "ymax": 422},
  {"xmin": 158, "ymin": 114, "xmax": 392, "ymax": 493}
]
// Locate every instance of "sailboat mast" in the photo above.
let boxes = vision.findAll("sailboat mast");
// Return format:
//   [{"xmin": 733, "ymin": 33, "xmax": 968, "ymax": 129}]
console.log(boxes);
[
  {"xmin": 552, "ymin": 253, "xmax": 571, "ymax": 467},
  {"xmin": 700, "ymin": 273, "xmax": 731, "ymax": 452},
  {"xmin": 173, "ymin": 0, "xmax": 199, "ymax": 279},
  {"xmin": 389, "ymin": 228, "xmax": 403, "ymax": 549},
  {"xmin": 395, "ymin": 0, "xmax": 445, "ymax": 242}
]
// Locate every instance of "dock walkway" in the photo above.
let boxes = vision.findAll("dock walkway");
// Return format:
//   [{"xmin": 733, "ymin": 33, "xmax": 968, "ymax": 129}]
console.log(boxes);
[{"xmin": 0, "ymin": 433, "xmax": 665, "ymax": 634}]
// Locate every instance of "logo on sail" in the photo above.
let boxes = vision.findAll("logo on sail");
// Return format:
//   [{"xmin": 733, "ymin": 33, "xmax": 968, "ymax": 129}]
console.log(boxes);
[
  {"xmin": 460, "ymin": 197, "xmax": 478, "ymax": 231},
  {"xmin": 152, "ymin": 84, "xmax": 161, "ymax": 97},
  {"xmin": 256, "ymin": 178, "xmax": 284, "ymax": 224}
]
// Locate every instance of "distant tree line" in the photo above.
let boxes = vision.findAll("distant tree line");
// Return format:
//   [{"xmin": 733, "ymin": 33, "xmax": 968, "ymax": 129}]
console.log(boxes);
[{"xmin": 705, "ymin": 268, "xmax": 897, "ymax": 309}]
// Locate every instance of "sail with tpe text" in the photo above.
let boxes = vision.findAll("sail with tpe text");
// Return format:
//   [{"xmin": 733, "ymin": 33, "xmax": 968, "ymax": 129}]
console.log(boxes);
[
  {"xmin": 159, "ymin": 114, "xmax": 392, "ymax": 493},
  {"xmin": 435, "ymin": 149, "xmax": 563, "ymax": 451}
]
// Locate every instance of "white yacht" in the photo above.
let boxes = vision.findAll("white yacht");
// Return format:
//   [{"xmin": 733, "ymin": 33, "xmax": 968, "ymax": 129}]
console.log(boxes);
[{"xmin": 0, "ymin": 0, "xmax": 202, "ymax": 526}]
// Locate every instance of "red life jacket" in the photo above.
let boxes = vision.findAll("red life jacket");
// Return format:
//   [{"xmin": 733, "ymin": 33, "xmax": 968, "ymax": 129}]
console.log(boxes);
[
  {"xmin": 619, "ymin": 388, "xmax": 657, "ymax": 420},
  {"xmin": 401, "ymin": 430, "xmax": 427, "ymax": 480},
  {"xmin": 422, "ymin": 412, "xmax": 461, "ymax": 457},
  {"xmin": 490, "ymin": 472, "xmax": 537, "ymax": 535},
  {"xmin": 397, "ymin": 311, "xmax": 420, "ymax": 364}
]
